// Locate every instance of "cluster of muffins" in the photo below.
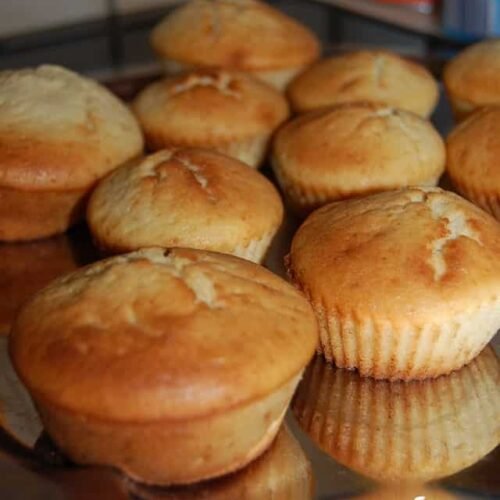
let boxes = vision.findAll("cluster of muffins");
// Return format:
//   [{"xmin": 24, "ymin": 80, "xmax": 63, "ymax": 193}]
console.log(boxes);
[{"xmin": 1, "ymin": 0, "xmax": 500, "ymax": 491}]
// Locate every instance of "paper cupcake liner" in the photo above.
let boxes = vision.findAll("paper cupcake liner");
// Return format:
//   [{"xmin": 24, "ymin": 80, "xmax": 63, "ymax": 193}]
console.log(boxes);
[
  {"xmin": 292, "ymin": 346, "xmax": 500, "ymax": 483},
  {"xmin": 271, "ymin": 155, "xmax": 441, "ymax": 217},
  {"xmin": 300, "ymin": 287, "xmax": 500, "ymax": 380},
  {"xmin": 271, "ymin": 156, "xmax": 334, "ymax": 216},
  {"xmin": 448, "ymin": 176, "xmax": 500, "ymax": 221},
  {"xmin": 232, "ymin": 230, "xmax": 276, "ymax": 264},
  {"xmin": 144, "ymin": 130, "xmax": 271, "ymax": 169},
  {"xmin": 218, "ymin": 133, "xmax": 270, "ymax": 169}
]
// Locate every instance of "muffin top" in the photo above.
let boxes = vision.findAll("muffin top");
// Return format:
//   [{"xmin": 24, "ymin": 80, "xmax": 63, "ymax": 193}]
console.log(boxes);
[
  {"xmin": 287, "ymin": 51, "xmax": 438, "ymax": 117},
  {"xmin": 273, "ymin": 103, "xmax": 445, "ymax": 198},
  {"xmin": 447, "ymin": 106, "xmax": 500, "ymax": 189},
  {"xmin": 0, "ymin": 65, "xmax": 143, "ymax": 191},
  {"xmin": 87, "ymin": 148, "xmax": 284, "ymax": 254},
  {"xmin": 10, "ymin": 247, "xmax": 318, "ymax": 421},
  {"xmin": 289, "ymin": 187, "xmax": 500, "ymax": 322},
  {"xmin": 132, "ymin": 69, "xmax": 289, "ymax": 146},
  {"xmin": 151, "ymin": 0, "xmax": 320, "ymax": 70},
  {"xmin": 444, "ymin": 39, "xmax": 500, "ymax": 105}
]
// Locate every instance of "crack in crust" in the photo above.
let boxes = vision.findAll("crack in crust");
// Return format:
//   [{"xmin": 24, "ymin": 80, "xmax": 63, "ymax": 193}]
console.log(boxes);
[
  {"xmin": 426, "ymin": 195, "xmax": 482, "ymax": 281},
  {"xmin": 170, "ymin": 72, "xmax": 241, "ymax": 99},
  {"xmin": 141, "ymin": 149, "xmax": 215, "ymax": 201},
  {"xmin": 161, "ymin": 251, "xmax": 222, "ymax": 309}
]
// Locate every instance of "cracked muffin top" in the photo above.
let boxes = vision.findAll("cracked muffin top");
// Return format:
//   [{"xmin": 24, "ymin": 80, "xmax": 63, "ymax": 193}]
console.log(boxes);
[
  {"xmin": 287, "ymin": 51, "xmax": 438, "ymax": 117},
  {"xmin": 288, "ymin": 187, "xmax": 500, "ymax": 322},
  {"xmin": 132, "ymin": 68, "xmax": 289, "ymax": 147},
  {"xmin": 9, "ymin": 247, "xmax": 318, "ymax": 422},
  {"xmin": 0, "ymin": 65, "xmax": 143, "ymax": 191},
  {"xmin": 271, "ymin": 102, "xmax": 445, "ymax": 211},
  {"xmin": 87, "ymin": 147, "xmax": 284, "ymax": 258}
]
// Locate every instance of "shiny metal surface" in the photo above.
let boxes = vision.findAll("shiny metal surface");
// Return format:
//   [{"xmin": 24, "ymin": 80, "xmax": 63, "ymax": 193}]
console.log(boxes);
[{"xmin": 0, "ymin": 80, "xmax": 498, "ymax": 499}]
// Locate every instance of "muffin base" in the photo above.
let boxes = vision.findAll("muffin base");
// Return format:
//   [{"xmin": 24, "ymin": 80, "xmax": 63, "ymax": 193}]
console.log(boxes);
[
  {"xmin": 34, "ymin": 374, "xmax": 301, "ymax": 485},
  {"xmin": 448, "ymin": 176, "xmax": 500, "ymax": 221},
  {"xmin": 445, "ymin": 93, "xmax": 481, "ymax": 123},
  {"xmin": 161, "ymin": 58, "xmax": 306, "ymax": 91},
  {"xmin": 144, "ymin": 131, "xmax": 270, "ymax": 169},
  {"xmin": 316, "ymin": 302, "xmax": 499, "ymax": 380},
  {"xmin": 272, "ymin": 154, "xmax": 441, "ymax": 216},
  {"xmin": 0, "ymin": 186, "xmax": 87, "ymax": 241},
  {"xmin": 91, "ymin": 229, "xmax": 277, "ymax": 264},
  {"xmin": 292, "ymin": 346, "xmax": 500, "ymax": 482}
]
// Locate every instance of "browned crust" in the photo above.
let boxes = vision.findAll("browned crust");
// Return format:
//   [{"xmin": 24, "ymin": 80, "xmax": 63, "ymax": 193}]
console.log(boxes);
[
  {"xmin": 0, "ymin": 185, "xmax": 88, "ymax": 241},
  {"xmin": 150, "ymin": 0, "xmax": 320, "ymax": 71}
]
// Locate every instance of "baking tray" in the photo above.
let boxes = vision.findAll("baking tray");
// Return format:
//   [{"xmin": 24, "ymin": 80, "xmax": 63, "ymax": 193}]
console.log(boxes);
[{"xmin": 0, "ymin": 70, "xmax": 498, "ymax": 500}]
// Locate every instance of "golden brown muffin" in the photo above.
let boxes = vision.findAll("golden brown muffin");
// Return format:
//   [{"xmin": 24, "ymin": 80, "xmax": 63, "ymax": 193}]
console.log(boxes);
[
  {"xmin": 0, "ymin": 65, "xmax": 144, "ymax": 241},
  {"xmin": 127, "ymin": 425, "xmax": 314, "ymax": 499},
  {"xmin": 272, "ymin": 103, "xmax": 445, "ymax": 215},
  {"xmin": 9, "ymin": 247, "xmax": 318, "ymax": 485},
  {"xmin": 0, "ymin": 235, "xmax": 85, "ymax": 335},
  {"xmin": 288, "ymin": 187, "xmax": 500, "ymax": 380},
  {"xmin": 446, "ymin": 106, "xmax": 500, "ymax": 220},
  {"xmin": 287, "ymin": 51, "xmax": 439, "ymax": 117},
  {"xmin": 444, "ymin": 39, "xmax": 500, "ymax": 121},
  {"xmin": 150, "ymin": 0, "xmax": 320, "ymax": 91},
  {"xmin": 132, "ymin": 69, "xmax": 289, "ymax": 168},
  {"xmin": 88, "ymin": 148, "xmax": 284, "ymax": 262},
  {"xmin": 293, "ymin": 346, "xmax": 500, "ymax": 482}
]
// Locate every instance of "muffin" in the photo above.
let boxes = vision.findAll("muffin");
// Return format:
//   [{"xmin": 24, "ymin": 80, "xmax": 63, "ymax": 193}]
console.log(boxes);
[
  {"xmin": 287, "ymin": 50, "xmax": 439, "ymax": 117},
  {"xmin": 88, "ymin": 148, "xmax": 284, "ymax": 262},
  {"xmin": 0, "ymin": 65, "xmax": 144, "ymax": 241},
  {"xmin": 127, "ymin": 425, "xmax": 314, "ymax": 499},
  {"xmin": 288, "ymin": 187, "xmax": 500, "ymax": 380},
  {"xmin": 444, "ymin": 39, "xmax": 500, "ymax": 121},
  {"xmin": 9, "ymin": 247, "xmax": 318, "ymax": 485},
  {"xmin": 272, "ymin": 103, "xmax": 445, "ymax": 215},
  {"xmin": 446, "ymin": 106, "xmax": 500, "ymax": 220},
  {"xmin": 0, "ymin": 236, "xmax": 79, "ymax": 335},
  {"xmin": 293, "ymin": 346, "xmax": 500, "ymax": 482},
  {"xmin": 132, "ymin": 69, "xmax": 289, "ymax": 168},
  {"xmin": 150, "ymin": 0, "xmax": 320, "ymax": 91}
]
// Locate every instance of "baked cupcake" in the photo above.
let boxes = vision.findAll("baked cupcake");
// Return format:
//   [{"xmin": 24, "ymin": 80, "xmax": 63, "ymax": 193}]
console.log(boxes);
[
  {"xmin": 293, "ymin": 346, "xmax": 500, "ymax": 482},
  {"xmin": 272, "ymin": 103, "xmax": 445, "ymax": 215},
  {"xmin": 88, "ymin": 148, "xmax": 284, "ymax": 262},
  {"xmin": 288, "ymin": 187, "xmax": 500, "ymax": 380},
  {"xmin": 0, "ymin": 65, "xmax": 143, "ymax": 241},
  {"xmin": 288, "ymin": 50, "xmax": 439, "ymax": 117},
  {"xmin": 132, "ymin": 69, "xmax": 289, "ymax": 168},
  {"xmin": 9, "ymin": 247, "xmax": 318, "ymax": 485},
  {"xmin": 150, "ymin": 0, "xmax": 320, "ymax": 91},
  {"xmin": 446, "ymin": 106, "xmax": 500, "ymax": 220},
  {"xmin": 0, "ymin": 234, "xmax": 89, "ymax": 335},
  {"xmin": 444, "ymin": 39, "xmax": 500, "ymax": 121},
  {"xmin": 127, "ymin": 425, "xmax": 314, "ymax": 499}
]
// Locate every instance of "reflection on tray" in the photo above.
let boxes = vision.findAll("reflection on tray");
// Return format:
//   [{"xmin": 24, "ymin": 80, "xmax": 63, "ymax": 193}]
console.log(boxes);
[
  {"xmin": 30, "ymin": 424, "xmax": 314, "ymax": 500},
  {"xmin": 126, "ymin": 425, "xmax": 313, "ymax": 500},
  {"xmin": 0, "ymin": 225, "xmax": 99, "ymax": 336},
  {"xmin": 293, "ymin": 346, "xmax": 500, "ymax": 484}
]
